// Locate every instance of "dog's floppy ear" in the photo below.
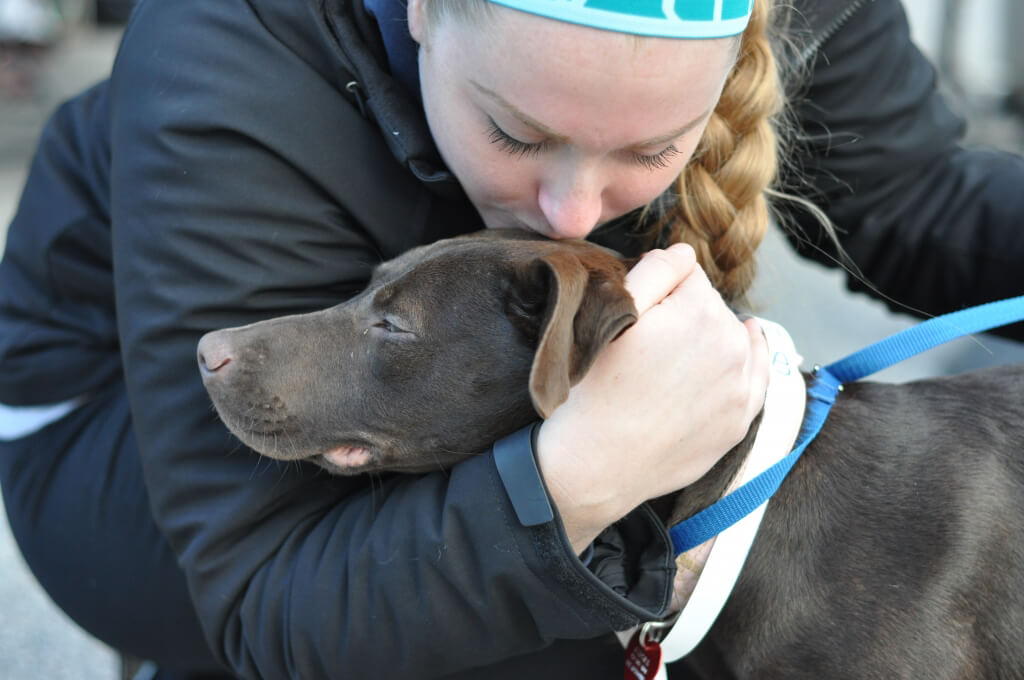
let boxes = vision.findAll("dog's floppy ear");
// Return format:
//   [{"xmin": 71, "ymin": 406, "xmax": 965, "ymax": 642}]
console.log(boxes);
[{"xmin": 508, "ymin": 249, "xmax": 637, "ymax": 418}]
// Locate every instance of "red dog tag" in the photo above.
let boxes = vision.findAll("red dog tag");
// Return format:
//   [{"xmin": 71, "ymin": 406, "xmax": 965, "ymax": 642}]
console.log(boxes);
[{"xmin": 624, "ymin": 629, "xmax": 663, "ymax": 680}]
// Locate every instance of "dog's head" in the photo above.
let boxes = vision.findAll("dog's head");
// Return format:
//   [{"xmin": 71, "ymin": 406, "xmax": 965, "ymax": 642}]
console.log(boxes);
[{"xmin": 197, "ymin": 230, "xmax": 638, "ymax": 475}]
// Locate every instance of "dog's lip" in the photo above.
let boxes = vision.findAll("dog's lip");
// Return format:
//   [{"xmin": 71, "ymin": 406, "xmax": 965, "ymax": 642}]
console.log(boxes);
[
  {"xmin": 314, "ymin": 446, "xmax": 469, "ymax": 474},
  {"xmin": 232, "ymin": 421, "xmax": 377, "ymax": 464},
  {"xmin": 319, "ymin": 445, "xmax": 371, "ymax": 469}
]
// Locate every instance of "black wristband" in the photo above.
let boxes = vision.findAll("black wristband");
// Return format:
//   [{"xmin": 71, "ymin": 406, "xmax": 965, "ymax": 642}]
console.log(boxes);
[{"xmin": 493, "ymin": 422, "xmax": 554, "ymax": 527}]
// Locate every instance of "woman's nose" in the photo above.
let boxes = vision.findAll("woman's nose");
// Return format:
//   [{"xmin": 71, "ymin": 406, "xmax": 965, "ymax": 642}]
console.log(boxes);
[{"xmin": 537, "ymin": 167, "xmax": 604, "ymax": 240}]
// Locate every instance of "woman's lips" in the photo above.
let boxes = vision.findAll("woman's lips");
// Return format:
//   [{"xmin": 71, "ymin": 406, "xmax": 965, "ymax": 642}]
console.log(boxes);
[{"xmin": 494, "ymin": 218, "xmax": 552, "ymax": 238}]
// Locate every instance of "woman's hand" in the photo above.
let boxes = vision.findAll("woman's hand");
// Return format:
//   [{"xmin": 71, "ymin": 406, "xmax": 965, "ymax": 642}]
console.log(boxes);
[{"xmin": 535, "ymin": 244, "xmax": 769, "ymax": 553}]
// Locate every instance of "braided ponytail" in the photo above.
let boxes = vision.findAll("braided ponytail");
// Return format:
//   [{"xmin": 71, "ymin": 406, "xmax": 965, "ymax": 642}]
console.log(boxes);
[{"xmin": 644, "ymin": 0, "xmax": 783, "ymax": 302}]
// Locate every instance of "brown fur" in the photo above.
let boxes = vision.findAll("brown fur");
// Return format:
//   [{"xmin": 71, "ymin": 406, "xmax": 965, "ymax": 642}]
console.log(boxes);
[{"xmin": 198, "ymin": 230, "xmax": 1024, "ymax": 678}]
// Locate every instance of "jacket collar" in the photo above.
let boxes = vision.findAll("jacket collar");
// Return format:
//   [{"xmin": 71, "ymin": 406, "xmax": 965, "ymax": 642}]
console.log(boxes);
[{"xmin": 311, "ymin": 0, "xmax": 464, "ymax": 198}]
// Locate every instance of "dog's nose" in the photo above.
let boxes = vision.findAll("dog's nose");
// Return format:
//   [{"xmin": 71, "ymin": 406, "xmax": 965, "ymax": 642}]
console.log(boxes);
[{"xmin": 197, "ymin": 332, "xmax": 233, "ymax": 376}]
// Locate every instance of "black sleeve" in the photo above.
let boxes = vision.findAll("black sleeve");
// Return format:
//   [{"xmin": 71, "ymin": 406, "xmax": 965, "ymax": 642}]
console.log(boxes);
[
  {"xmin": 107, "ymin": 1, "xmax": 672, "ymax": 678},
  {"xmin": 781, "ymin": 0, "xmax": 1024, "ymax": 339}
]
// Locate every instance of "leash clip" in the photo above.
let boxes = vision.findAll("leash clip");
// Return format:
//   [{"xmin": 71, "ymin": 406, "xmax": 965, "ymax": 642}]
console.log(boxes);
[{"xmin": 639, "ymin": 617, "xmax": 678, "ymax": 645}]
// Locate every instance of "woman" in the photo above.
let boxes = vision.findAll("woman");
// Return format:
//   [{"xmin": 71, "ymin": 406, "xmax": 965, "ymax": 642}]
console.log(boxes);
[{"xmin": 0, "ymin": 0, "xmax": 1021, "ymax": 678}]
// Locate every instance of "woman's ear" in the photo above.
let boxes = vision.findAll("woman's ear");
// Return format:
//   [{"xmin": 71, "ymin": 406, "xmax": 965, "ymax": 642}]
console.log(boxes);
[{"xmin": 407, "ymin": 0, "xmax": 427, "ymax": 45}]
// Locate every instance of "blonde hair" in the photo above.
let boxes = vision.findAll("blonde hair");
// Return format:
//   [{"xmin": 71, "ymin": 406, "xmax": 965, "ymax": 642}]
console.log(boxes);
[{"xmin": 641, "ymin": 0, "xmax": 784, "ymax": 302}]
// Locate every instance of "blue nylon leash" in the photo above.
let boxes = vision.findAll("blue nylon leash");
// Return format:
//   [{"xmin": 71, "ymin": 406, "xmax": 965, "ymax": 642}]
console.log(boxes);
[{"xmin": 669, "ymin": 294, "xmax": 1024, "ymax": 555}]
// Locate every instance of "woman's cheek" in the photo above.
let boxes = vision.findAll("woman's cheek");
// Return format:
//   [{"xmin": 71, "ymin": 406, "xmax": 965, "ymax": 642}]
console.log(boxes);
[
  {"xmin": 607, "ymin": 169, "xmax": 678, "ymax": 217},
  {"xmin": 474, "ymin": 152, "xmax": 535, "ymax": 201}
]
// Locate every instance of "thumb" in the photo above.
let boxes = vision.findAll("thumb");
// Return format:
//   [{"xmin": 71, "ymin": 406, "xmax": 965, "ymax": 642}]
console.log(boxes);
[{"xmin": 624, "ymin": 243, "xmax": 698, "ymax": 316}]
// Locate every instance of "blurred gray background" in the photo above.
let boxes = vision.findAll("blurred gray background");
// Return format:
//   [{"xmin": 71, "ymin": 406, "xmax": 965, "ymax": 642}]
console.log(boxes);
[{"xmin": 1, "ymin": 1, "xmax": 1023, "ymax": 678}]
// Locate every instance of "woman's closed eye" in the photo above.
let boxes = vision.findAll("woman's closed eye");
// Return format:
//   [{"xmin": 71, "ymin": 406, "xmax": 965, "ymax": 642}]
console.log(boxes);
[
  {"xmin": 487, "ymin": 119, "xmax": 551, "ymax": 158},
  {"xmin": 486, "ymin": 118, "xmax": 681, "ymax": 170},
  {"xmin": 632, "ymin": 144, "xmax": 680, "ymax": 171}
]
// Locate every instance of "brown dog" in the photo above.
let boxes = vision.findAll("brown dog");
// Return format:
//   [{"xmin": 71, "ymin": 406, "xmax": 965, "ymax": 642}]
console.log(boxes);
[{"xmin": 198, "ymin": 229, "xmax": 1024, "ymax": 678}]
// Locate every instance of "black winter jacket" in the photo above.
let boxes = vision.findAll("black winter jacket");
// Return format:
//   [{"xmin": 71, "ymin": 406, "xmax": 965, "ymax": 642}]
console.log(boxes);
[{"xmin": 0, "ymin": 0, "xmax": 1022, "ymax": 678}]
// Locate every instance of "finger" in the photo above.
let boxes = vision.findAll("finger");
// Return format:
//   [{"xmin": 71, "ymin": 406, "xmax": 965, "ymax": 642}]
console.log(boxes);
[
  {"xmin": 650, "ymin": 260, "xmax": 719, "ymax": 323},
  {"xmin": 624, "ymin": 244, "xmax": 698, "ymax": 316}
]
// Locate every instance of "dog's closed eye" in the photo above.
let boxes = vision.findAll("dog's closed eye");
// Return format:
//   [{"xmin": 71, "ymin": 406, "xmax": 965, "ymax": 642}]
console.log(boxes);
[{"xmin": 372, "ymin": 319, "xmax": 411, "ymax": 335}]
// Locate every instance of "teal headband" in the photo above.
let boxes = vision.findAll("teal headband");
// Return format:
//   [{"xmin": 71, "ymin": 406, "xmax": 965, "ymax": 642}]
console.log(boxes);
[{"xmin": 487, "ymin": 0, "xmax": 753, "ymax": 38}]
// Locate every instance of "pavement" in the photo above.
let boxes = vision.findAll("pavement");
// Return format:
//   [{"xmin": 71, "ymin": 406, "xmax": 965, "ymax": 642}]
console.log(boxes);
[
  {"xmin": 0, "ymin": 22, "xmax": 123, "ymax": 680},
  {"xmin": 1, "ymin": 5, "xmax": 1023, "ymax": 680}
]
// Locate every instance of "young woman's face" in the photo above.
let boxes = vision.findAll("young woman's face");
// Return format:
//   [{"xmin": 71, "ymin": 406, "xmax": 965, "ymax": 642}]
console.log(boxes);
[{"xmin": 410, "ymin": 1, "xmax": 738, "ymax": 240}]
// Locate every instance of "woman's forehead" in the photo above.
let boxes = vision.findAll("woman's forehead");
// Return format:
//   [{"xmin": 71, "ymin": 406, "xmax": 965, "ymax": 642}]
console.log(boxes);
[
  {"xmin": 455, "ymin": 5, "xmax": 736, "ymax": 86},
  {"xmin": 439, "ymin": 7, "xmax": 737, "ymax": 142}
]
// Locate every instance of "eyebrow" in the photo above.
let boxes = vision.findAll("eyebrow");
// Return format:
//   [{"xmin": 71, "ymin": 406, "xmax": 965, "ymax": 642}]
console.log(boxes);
[{"xmin": 471, "ymin": 80, "xmax": 711, "ymax": 149}]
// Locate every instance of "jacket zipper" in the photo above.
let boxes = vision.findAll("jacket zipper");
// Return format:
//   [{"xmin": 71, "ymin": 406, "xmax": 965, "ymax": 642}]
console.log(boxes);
[{"xmin": 798, "ymin": 0, "xmax": 869, "ymax": 64}]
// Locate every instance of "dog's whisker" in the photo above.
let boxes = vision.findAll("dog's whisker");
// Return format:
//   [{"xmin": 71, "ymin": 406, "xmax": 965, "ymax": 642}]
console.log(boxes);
[
  {"xmin": 429, "ymin": 450, "xmax": 450, "ymax": 476},
  {"xmin": 248, "ymin": 450, "xmax": 264, "ymax": 480},
  {"xmin": 368, "ymin": 471, "xmax": 383, "ymax": 512},
  {"xmin": 436, "ymin": 446, "xmax": 476, "ymax": 458},
  {"xmin": 284, "ymin": 428, "xmax": 299, "ymax": 459}
]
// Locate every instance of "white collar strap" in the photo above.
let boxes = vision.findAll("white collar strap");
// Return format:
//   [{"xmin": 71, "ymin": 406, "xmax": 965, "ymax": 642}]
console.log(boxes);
[{"xmin": 659, "ymin": 317, "xmax": 806, "ymax": 661}]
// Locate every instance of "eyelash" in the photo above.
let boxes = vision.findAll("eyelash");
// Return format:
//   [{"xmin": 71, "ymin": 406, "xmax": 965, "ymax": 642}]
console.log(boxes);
[
  {"xmin": 487, "ymin": 120, "xmax": 550, "ymax": 158},
  {"xmin": 486, "ymin": 119, "xmax": 681, "ymax": 171}
]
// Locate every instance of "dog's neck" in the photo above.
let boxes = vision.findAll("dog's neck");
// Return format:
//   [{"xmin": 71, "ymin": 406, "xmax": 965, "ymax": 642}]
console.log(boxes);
[
  {"xmin": 642, "ymin": 415, "xmax": 763, "ymax": 611},
  {"xmin": 655, "ymin": 318, "xmax": 810, "ymax": 530},
  {"xmin": 651, "ymin": 412, "xmax": 765, "ymax": 529}
]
